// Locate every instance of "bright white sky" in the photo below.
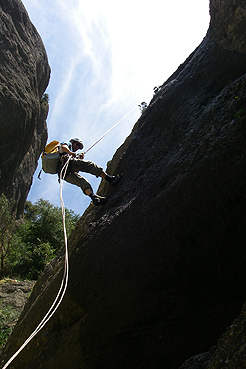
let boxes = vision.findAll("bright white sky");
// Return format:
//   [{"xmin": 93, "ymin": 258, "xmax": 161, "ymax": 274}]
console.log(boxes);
[{"xmin": 21, "ymin": 0, "xmax": 210, "ymax": 215}]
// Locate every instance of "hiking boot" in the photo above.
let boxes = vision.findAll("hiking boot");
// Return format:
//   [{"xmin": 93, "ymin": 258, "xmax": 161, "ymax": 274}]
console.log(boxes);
[
  {"xmin": 110, "ymin": 174, "xmax": 122, "ymax": 187},
  {"xmin": 91, "ymin": 194, "xmax": 108, "ymax": 206}
]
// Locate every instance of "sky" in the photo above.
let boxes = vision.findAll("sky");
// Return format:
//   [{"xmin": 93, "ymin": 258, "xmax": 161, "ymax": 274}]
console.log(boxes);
[{"xmin": 21, "ymin": 0, "xmax": 210, "ymax": 215}]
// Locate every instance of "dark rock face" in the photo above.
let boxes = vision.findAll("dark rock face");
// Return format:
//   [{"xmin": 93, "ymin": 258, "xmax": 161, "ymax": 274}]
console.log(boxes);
[
  {"xmin": 210, "ymin": 0, "xmax": 246, "ymax": 52},
  {"xmin": 1, "ymin": 0, "xmax": 246, "ymax": 368},
  {"xmin": 0, "ymin": 0, "xmax": 50, "ymax": 216}
]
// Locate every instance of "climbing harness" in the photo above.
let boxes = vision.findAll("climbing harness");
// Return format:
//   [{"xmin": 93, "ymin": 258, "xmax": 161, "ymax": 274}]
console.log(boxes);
[
  {"xmin": 1, "ymin": 158, "xmax": 71, "ymax": 369},
  {"xmin": 2, "ymin": 105, "xmax": 138, "ymax": 368}
]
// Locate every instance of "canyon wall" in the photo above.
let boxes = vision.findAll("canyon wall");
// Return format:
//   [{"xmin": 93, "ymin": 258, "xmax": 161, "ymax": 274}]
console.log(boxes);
[
  {"xmin": 0, "ymin": 0, "xmax": 50, "ymax": 216},
  {"xmin": 1, "ymin": 0, "xmax": 246, "ymax": 368}
]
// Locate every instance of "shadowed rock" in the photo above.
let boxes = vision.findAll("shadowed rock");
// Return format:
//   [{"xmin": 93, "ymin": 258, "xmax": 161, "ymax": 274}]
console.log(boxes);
[{"xmin": 0, "ymin": 0, "xmax": 50, "ymax": 216}]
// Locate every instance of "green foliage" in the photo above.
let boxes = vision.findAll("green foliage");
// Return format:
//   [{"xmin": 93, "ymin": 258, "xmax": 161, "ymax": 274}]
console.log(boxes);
[
  {"xmin": 0, "ymin": 198, "xmax": 79, "ymax": 280},
  {"xmin": 0, "ymin": 303, "xmax": 18, "ymax": 348},
  {"xmin": 0, "ymin": 279, "xmax": 35, "ymax": 350},
  {"xmin": 0, "ymin": 195, "xmax": 17, "ymax": 277},
  {"xmin": 9, "ymin": 241, "xmax": 55, "ymax": 280},
  {"xmin": 138, "ymin": 102, "xmax": 148, "ymax": 114},
  {"xmin": 0, "ymin": 324, "xmax": 10, "ymax": 348},
  {"xmin": 0, "ymin": 309, "xmax": 11, "ymax": 348}
]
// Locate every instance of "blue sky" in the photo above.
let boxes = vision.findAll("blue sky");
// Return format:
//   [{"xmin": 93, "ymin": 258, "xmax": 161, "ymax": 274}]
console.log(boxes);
[{"xmin": 21, "ymin": 0, "xmax": 210, "ymax": 215}]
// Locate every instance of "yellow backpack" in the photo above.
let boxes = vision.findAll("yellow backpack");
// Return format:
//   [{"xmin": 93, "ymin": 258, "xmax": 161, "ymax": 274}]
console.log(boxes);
[{"xmin": 41, "ymin": 140, "xmax": 60, "ymax": 174}]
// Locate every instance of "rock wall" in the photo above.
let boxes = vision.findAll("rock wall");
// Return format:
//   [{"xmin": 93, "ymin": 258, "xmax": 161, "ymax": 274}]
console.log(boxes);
[
  {"xmin": 209, "ymin": 0, "xmax": 246, "ymax": 52},
  {"xmin": 1, "ymin": 0, "xmax": 246, "ymax": 368},
  {"xmin": 0, "ymin": 0, "xmax": 50, "ymax": 216}
]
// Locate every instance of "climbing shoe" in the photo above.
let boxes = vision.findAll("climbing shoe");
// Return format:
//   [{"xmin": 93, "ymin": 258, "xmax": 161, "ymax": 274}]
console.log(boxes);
[
  {"xmin": 91, "ymin": 194, "xmax": 108, "ymax": 206},
  {"xmin": 110, "ymin": 174, "xmax": 122, "ymax": 187}
]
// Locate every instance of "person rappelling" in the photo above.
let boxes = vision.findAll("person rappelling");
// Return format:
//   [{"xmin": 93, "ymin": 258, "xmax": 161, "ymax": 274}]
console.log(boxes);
[
  {"xmin": 40, "ymin": 107, "xmax": 139, "ymax": 205},
  {"xmin": 58, "ymin": 138, "xmax": 121, "ymax": 205},
  {"xmin": 41, "ymin": 137, "xmax": 121, "ymax": 206}
]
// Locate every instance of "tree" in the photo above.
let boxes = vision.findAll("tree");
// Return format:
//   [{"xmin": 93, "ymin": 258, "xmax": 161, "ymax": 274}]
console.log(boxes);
[
  {"xmin": 0, "ymin": 197, "xmax": 79, "ymax": 279},
  {"xmin": 13, "ymin": 199, "xmax": 79, "ymax": 279},
  {"xmin": 21, "ymin": 199, "xmax": 79, "ymax": 252}
]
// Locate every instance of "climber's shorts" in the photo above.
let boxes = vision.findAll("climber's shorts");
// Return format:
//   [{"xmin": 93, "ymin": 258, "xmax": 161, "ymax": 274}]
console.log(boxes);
[
  {"xmin": 64, "ymin": 159, "xmax": 104, "ymax": 194},
  {"xmin": 65, "ymin": 172, "xmax": 93, "ymax": 194},
  {"xmin": 70, "ymin": 159, "xmax": 103, "ymax": 177}
]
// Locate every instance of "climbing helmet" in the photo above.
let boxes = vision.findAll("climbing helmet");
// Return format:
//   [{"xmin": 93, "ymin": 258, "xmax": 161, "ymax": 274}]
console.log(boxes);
[{"xmin": 69, "ymin": 137, "xmax": 84, "ymax": 150}]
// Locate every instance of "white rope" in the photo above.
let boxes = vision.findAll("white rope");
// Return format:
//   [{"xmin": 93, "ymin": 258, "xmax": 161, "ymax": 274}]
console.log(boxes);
[
  {"xmin": 1, "ymin": 159, "xmax": 71, "ymax": 369},
  {"xmin": 84, "ymin": 105, "xmax": 138, "ymax": 154},
  {"xmin": 2, "ymin": 106, "xmax": 138, "ymax": 368}
]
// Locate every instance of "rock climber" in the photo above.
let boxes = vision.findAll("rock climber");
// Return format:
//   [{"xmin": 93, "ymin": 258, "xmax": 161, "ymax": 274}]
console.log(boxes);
[{"xmin": 57, "ymin": 137, "xmax": 121, "ymax": 206}]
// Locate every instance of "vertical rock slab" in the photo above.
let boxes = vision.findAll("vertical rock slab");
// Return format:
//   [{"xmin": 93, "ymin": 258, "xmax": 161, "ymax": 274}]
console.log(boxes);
[{"xmin": 0, "ymin": 0, "xmax": 50, "ymax": 215}]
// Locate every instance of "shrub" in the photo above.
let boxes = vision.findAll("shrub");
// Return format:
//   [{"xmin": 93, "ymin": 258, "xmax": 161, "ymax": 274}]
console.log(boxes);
[{"xmin": 1, "ymin": 198, "xmax": 79, "ymax": 280}]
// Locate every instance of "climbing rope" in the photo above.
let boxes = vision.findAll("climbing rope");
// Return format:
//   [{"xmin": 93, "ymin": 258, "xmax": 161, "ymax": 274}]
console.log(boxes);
[
  {"xmin": 1, "ymin": 158, "xmax": 71, "ymax": 369},
  {"xmin": 83, "ymin": 105, "xmax": 138, "ymax": 154},
  {"xmin": 1, "ymin": 105, "xmax": 138, "ymax": 368}
]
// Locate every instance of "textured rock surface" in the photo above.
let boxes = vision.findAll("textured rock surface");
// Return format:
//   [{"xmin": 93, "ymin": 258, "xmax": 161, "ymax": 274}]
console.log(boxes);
[
  {"xmin": 204, "ymin": 302, "xmax": 246, "ymax": 369},
  {"xmin": 210, "ymin": 0, "xmax": 246, "ymax": 52},
  {"xmin": 1, "ymin": 0, "xmax": 246, "ymax": 368},
  {"xmin": 0, "ymin": 0, "xmax": 50, "ymax": 216},
  {"xmin": 0, "ymin": 279, "xmax": 35, "ymax": 353}
]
